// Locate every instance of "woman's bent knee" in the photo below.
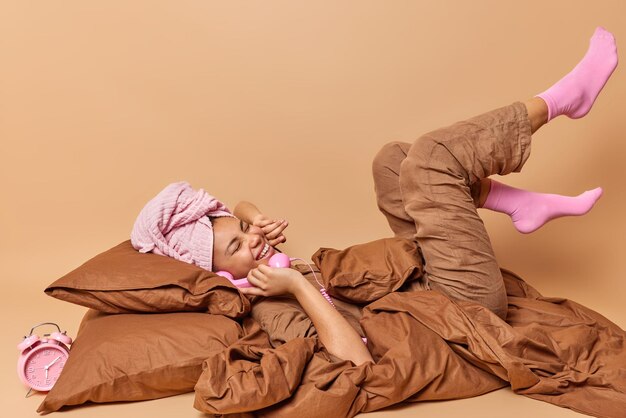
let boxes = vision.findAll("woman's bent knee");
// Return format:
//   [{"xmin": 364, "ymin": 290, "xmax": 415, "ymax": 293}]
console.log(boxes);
[{"xmin": 372, "ymin": 141, "xmax": 410, "ymax": 181}]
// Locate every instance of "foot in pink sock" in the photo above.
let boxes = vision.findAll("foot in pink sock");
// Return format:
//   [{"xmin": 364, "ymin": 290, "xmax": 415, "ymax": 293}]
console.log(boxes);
[
  {"xmin": 537, "ymin": 27, "xmax": 618, "ymax": 121},
  {"xmin": 482, "ymin": 180, "xmax": 603, "ymax": 234}
]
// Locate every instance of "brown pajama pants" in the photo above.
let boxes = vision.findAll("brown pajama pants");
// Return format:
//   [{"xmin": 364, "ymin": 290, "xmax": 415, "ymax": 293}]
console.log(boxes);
[{"xmin": 372, "ymin": 102, "xmax": 532, "ymax": 320}]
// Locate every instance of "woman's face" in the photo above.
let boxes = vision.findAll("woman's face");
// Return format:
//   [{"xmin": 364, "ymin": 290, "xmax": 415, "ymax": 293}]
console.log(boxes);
[{"xmin": 211, "ymin": 216, "xmax": 277, "ymax": 279}]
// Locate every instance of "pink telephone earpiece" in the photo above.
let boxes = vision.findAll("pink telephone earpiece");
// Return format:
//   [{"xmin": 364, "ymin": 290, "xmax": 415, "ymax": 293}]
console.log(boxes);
[{"xmin": 216, "ymin": 253, "xmax": 292, "ymax": 288}]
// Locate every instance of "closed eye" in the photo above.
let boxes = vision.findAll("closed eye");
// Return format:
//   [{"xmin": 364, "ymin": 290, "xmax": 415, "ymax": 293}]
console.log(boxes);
[{"xmin": 233, "ymin": 221, "xmax": 250, "ymax": 253}]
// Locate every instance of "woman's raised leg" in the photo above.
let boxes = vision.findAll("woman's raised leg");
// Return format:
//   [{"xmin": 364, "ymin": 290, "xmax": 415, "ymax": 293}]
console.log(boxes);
[
  {"xmin": 372, "ymin": 95, "xmax": 549, "ymax": 237},
  {"xmin": 375, "ymin": 27, "xmax": 617, "ymax": 319},
  {"xmin": 399, "ymin": 102, "xmax": 532, "ymax": 320}
]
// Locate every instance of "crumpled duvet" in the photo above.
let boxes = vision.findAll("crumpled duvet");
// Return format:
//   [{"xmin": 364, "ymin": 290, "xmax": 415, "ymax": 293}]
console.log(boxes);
[{"xmin": 193, "ymin": 265, "xmax": 626, "ymax": 418}]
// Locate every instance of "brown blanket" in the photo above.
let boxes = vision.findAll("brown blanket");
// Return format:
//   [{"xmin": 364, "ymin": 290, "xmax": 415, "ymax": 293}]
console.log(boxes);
[{"xmin": 193, "ymin": 251, "xmax": 626, "ymax": 417}]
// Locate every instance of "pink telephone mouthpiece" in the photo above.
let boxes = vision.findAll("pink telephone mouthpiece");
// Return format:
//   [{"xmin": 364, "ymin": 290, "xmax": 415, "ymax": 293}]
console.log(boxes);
[{"xmin": 268, "ymin": 253, "xmax": 291, "ymax": 268}]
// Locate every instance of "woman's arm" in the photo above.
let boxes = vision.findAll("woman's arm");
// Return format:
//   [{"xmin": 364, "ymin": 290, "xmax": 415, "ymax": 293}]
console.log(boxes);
[
  {"xmin": 242, "ymin": 265, "xmax": 374, "ymax": 365},
  {"xmin": 291, "ymin": 277, "xmax": 373, "ymax": 365},
  {"xmin": 233, "ymin": 201, "xmax": 263, "ymax": 225}
]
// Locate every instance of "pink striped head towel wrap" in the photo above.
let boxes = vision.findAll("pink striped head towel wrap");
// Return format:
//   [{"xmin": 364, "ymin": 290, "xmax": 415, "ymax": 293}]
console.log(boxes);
[{"xmin": 130, "ymin": 181, "xmax": 234, "ymax": 271}]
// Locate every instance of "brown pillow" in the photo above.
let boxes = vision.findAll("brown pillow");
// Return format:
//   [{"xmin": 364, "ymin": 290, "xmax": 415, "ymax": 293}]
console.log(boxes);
[
  {"xmin": 37, "ymin": 309, "xmax": 242, "ymax": 414},
  {"xmin": 45, "ymin": 240, "xmax": 250, "ymax": 317},
  {"xmin": 311, "ymin": 237, "xmax": 425, "ymax": 304}
]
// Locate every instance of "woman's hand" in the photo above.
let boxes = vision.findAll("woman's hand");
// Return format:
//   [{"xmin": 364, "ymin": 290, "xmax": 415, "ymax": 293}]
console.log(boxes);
[
  {"xmin": 240, "ymin": 265, "xmax": 304, "ymax": 297},
  {"xmin": 252, "ymin": 214, "xmax": 288, "ymax": 247}
]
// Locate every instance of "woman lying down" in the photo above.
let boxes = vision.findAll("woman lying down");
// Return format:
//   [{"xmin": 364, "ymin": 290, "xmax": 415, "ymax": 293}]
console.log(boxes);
[{"xmin": 130, "ymin": 27, "xmax": 617, "ymax": 367}]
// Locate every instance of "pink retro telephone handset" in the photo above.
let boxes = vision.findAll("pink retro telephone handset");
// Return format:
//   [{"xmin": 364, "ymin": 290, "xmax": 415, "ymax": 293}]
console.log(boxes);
[
  {"xmin": 217, "ymin": 252, "xmax": 368, "ymax": 344},
  {"xmin": 215, "ymin": 253, "xmax": 292, "ymax": 288},
  {"xmin": 215, "ymin": 253, "xmax": 339, "ymax": 310}
]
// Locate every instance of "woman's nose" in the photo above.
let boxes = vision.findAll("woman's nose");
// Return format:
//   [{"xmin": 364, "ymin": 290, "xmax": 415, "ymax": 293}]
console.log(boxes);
[{"xmin": 247, "ymin": 229, "xmax": 263, "ymax": 246}]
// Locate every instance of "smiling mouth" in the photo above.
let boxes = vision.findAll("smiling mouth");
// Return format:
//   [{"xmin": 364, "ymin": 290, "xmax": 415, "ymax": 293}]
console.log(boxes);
[{"xmin": 257, "ymin": 243, "xmax": 270, "ymax": 260}]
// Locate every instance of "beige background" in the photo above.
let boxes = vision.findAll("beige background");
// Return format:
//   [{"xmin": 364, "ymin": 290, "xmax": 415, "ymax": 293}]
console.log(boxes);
[{"xmin": 2, "ymin": 1, "xmax": 625, "ymax": 417}]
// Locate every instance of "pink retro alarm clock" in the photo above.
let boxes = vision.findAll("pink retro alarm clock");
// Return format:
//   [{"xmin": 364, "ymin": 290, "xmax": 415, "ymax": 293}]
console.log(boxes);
[{"xmin": 17, "ymin": 322, "xmax": 72, "ymax": 395}]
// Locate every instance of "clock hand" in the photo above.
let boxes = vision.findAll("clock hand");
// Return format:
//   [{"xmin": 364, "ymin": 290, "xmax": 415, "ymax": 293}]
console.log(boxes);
[
  {"xmin": 43, "ymin": 355, "xmax": 62, "ymax": 381},
  {"xmin": 46, "ymin": 356, "xmax": 62, "ymax": 368}
]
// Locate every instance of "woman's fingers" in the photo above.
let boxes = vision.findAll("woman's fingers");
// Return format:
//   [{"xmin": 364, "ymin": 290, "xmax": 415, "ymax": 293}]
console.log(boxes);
[
  {"xmin": 247, "ymin": 269, "xmax": 267, "ymax": 290},
  {"xmin": 257, "ymin": 264, "xmax": 273, "ymax": 273},
  {"xmin": 240, "ymin": 268, "xmax": 271, "ymax": 296},
  {"xmin": 264, "ymin": 220, "xmax": 289, "ymax": 239},
  {"xmin": 267, "ymin": 235, "xmax": 286, "ymax": 247},
  {"xmin": 261, "ymin": 220, "xmax": 282, "ymax": 234},
  {"xmin": 240, "ymin": 286, "xmax": 265, "ymax": 296},
  {"xmin": 260, "ymin": 220, "xmax": 288, "ymax": 247},
  {"xmin": 242, "ymin": 265, "xmax": 276, "ymax": 296}
]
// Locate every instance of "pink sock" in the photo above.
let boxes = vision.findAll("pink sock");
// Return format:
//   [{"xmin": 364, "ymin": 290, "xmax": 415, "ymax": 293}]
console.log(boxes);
[
  {"xmin": 482, "ymin": 180, "xmax": 603, "ymax": 234},
  {"xmin": 536, "ymin": 27, "xmax": 618, "ymax": 121}
]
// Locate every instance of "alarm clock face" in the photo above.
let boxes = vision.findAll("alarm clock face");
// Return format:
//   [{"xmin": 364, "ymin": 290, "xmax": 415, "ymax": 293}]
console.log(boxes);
[{"xmin": 22, "ymin": 344, "xmax": 68, "ymax": 391}]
